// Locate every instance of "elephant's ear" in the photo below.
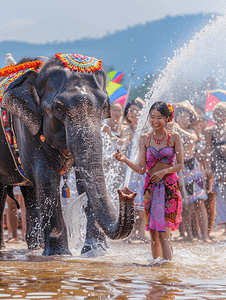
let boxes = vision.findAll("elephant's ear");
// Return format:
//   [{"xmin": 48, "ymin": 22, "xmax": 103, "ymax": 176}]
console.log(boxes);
[
  {"xmin": 2, "ymin": 71, "xmax": 42, "ymax": 135},
  {"xmin": 94, "ymin": 70, "xmax": 111, "ymax": 119},
  {"xmin": 94, "ymin": 69, "xmax": 107, "ymax": 91}
]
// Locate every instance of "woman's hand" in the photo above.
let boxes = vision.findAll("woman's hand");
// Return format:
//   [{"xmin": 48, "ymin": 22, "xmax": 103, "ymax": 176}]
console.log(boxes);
[
  {"xmin": 102, "ymin": 124, "xmax": 111, "ymax": 135},
  {"xmin": 150, "ymin": 169, "xmax": 167, "ymax": 183},
  {"xmin": 113, "ymin": 150, "xmax": 126, "ymax": 162}
]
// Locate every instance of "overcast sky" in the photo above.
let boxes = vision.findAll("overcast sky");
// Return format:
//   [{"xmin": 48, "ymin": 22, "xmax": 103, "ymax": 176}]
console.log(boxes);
[{"xmin": 0, "ymin": 0, "xmax": 225, "ymax": 44}]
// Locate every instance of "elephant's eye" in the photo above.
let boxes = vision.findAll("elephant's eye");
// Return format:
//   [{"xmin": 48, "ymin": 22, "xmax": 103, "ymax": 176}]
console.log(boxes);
[{"xmin": 53, "ymin": 101, "xmax": 66, "ymax": 120}]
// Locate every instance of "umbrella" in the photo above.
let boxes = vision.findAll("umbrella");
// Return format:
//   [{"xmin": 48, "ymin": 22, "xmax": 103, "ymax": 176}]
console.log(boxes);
[
  {"xmin": 204, "ymin": 89, "xmax": 226, "ymax": 125},
  {"xmin": 106, "ymin": 70, "xmax": 134, "ymax": 108},
  {"xmin": 205, "ymin": 89, "xmax": 226, "ymax": 112},
  {"xmin": 107, "ymin": 71, "xmax": 124, "ymax": 83},
  {"xmin": 106, "ymin": 81, "xmax": 128, "ymax": 107}
]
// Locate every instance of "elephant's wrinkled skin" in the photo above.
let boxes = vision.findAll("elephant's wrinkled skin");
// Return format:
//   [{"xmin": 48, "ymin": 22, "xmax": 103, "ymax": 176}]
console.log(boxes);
[{"xmin": 0, "ymin": 56, "xmax": 135, "ymax": 256}]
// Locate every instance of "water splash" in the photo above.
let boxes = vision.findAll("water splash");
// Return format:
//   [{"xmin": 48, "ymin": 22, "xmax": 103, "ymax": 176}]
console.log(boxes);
[
  {"xmin": 126, "ymin": 14, "xmax": 226, "ymax": 186},
  {"xmin": 102, "ymin": 131, "xmax": 125, "ymax": 213},
  {"xmin": 61, "ymin": 171, "xmax": 88, "ymax": 252}
]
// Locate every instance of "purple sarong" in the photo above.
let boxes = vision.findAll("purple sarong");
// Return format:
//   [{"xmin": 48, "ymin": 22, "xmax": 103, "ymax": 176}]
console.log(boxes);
[{"xmin": 149, "ymin": 179, "xmax": 166, "ymax": 232}]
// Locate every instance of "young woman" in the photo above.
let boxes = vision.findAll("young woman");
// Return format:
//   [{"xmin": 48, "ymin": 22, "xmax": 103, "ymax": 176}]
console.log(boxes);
[
  {"xmin": 114, "ymin": 101, "xmax": 183, "ymax": 261},
  {"xmin": 102, "ymin": 102, "xmax": 124, "ymax": 138}
]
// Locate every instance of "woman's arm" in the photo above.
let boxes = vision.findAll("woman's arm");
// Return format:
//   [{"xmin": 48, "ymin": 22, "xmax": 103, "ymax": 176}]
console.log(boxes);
[
  {"xmin": 102, "ymin": 124, "xmax": 131, "ymax": 148},
  {"xmin": 174, "ymin": 122, "xmax": 198, "ymax": 141},
  {"xmin": 165, "ymin": 132, "xmax": 183, "ymax": 173},
  {"xmin": 113, "ymin": 134, "xmax": 147, "ymax": 175},
  {"xmin": 158, "ymin": 132, "xmax": 184, "ymax": 174}
]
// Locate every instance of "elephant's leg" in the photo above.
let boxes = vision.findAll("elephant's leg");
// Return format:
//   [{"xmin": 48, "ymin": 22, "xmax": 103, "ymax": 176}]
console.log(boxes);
[
  {"xmin": 75, "ymin": 169, "xmax": 108, "ymax": 257},
  {"xmin": 20, "ymin": 186, "xmax": 43, "ymax": 250},
  {"xmin": 35, "ymin": 168, "xmax": 71, "ymax": 256},
  {"xmin": 0, "ymin": 183, "xmax": 6, "ymax": 249},
  {"xmin": 81, "ymin": 205, "xmax": 108, "ymax": 257}
]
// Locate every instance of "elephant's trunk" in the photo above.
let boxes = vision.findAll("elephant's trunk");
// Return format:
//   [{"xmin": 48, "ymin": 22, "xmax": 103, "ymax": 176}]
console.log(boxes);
[{"xmin": 66, "ymin": 120, "xmax": 136, "ymax": 240}]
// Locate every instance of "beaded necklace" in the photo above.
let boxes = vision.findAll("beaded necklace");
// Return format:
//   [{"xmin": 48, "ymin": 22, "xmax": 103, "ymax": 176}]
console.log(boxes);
[{"xmin": 152, "ymin": 131, "xmax": 166, "ymax": 144}]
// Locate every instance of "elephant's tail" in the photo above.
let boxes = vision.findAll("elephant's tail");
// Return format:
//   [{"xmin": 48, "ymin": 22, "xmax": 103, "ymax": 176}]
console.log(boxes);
[{"xmin": 6, "ymin": 186, "xmax": 20, "ymax": 210}]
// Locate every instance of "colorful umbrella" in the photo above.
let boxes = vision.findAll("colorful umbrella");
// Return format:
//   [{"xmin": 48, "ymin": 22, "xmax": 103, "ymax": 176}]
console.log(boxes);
[
  {"xmin": 203, "ymin": 89, "xmax": 226, "ymax": 125},
  {"xmin": 205, "ymin": 89, "xmax": 226, "ymax": 112},
  {"xmin": 106, "ymin": 81, "xmax": 128, "ymax": 107},
  {"xmin": 107, "ymin": 71, "xmax": 124, "ymax": 83}
]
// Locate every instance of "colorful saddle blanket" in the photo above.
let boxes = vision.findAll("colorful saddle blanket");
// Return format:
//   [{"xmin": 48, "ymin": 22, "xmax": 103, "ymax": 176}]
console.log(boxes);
[
  {"xmin": 0, "ymin": 69, "xmax": 37, "ymax": 184},
  {"xmin": 1, "ymin": 108, "xmax": 30, "ymax": 184},
  {"xmin": 0, "ymin": 67, "xmax": 37, "ymax": 102}
]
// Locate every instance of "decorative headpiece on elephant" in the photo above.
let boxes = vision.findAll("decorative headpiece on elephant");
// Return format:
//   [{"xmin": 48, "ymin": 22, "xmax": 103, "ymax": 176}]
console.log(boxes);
[{"xmin": 0, "ymin": 53, "xmax": 136, "ymax": 256}]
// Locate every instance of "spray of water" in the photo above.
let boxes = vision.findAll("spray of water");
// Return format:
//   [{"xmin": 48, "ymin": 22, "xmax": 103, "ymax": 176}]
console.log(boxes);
[
  {"xmin": 126, "ymin": 14, "xmax": 226, "ymax": 186},
  {"xmin": 61, "ymin": 170, "xmax": 88, "ymax": 252}
]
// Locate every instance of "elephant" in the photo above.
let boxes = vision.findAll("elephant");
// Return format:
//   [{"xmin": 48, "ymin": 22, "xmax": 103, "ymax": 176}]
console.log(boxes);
[{"xmin": 0, "ymin": 53, "xmax": 136, "ymax": 256}]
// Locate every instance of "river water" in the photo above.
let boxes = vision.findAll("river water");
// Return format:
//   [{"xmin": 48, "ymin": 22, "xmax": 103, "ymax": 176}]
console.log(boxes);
[{"xmin": 0, "ymin": 228, "xmax": 226, "ymax": 300}]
